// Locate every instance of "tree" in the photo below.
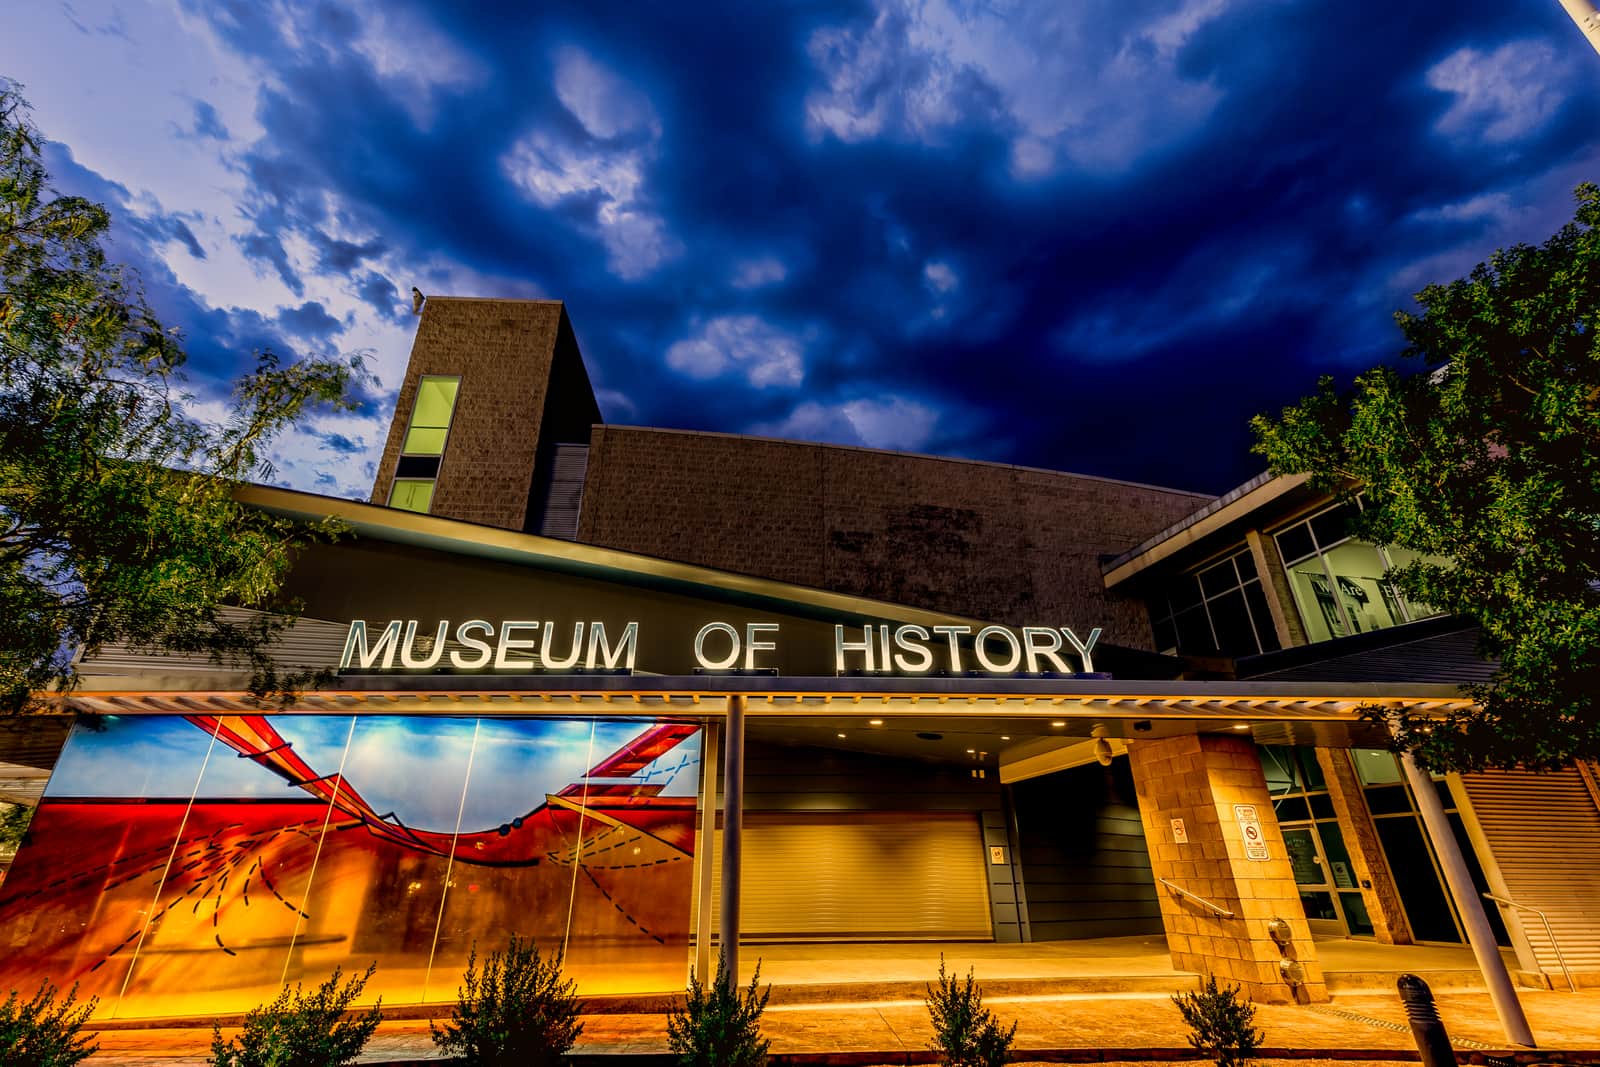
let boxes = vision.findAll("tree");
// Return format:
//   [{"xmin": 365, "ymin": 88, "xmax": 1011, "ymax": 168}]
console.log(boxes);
[
  {"xmin": 1252, "ymin": 183, "xmax": 1600, "ymax": 772},
  {"xmin": 0, "ymin": 80, "xmax": 371, "ymax": 714}
]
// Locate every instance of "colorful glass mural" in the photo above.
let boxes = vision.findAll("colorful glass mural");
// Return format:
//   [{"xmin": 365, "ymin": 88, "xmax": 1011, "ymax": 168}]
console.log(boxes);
[{"xmin": 0, "ymin": 714, "xmax": 703, "ymax": 1020}]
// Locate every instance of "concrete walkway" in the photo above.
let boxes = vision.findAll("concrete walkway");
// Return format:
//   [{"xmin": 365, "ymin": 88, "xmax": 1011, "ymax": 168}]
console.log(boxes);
[
  {"xmin": 83, "ymin": 987, "xmax": 1600, "ymax": 1064},
  {"xmin": 80, "ymin": 937, "xmax": 1600, "ymax": 1064}
]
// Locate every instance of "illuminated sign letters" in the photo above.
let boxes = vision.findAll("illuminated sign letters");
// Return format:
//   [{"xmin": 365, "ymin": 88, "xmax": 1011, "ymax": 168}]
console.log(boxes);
[{"xmin": 339, "ymin": 618, "xmax": 1100, "ymax": 676}]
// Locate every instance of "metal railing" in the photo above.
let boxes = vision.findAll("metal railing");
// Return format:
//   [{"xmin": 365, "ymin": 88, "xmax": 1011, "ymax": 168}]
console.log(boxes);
[
  {"xmin": 1158, "ymin": 877, "xmax": 1236, "ymax": 919},
  {"xmin": 1483, "ymin": 892, "xmax": 1576, "ymax": 992}
]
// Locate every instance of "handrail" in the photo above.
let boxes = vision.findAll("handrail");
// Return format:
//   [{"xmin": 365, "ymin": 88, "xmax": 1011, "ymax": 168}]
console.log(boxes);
[
  {"xmin": 1158, "ymin": 877, "xmax": 1236, "ymax": 919},
  {"xmin": 1483, "ymin": 892, "xmax": 1576, "ymax": 992}
]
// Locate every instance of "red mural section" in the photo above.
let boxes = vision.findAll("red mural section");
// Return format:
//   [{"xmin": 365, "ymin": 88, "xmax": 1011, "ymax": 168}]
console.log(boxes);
[{"xmin": 0, "ymin": 715, "xmax": 703, "ymax": 1020}]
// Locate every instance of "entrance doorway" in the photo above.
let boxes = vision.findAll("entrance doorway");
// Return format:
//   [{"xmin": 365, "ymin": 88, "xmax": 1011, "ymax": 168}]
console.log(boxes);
[{"xmin": 1260, "ymin": 746, "xmax": 1376, "ymax": 937}]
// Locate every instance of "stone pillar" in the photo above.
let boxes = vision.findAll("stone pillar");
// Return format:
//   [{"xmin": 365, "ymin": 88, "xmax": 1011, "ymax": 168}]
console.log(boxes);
[
  {"xmin": 1128, "ymin": 735, "xmax": 1328, "ymax": 1004},
  {"xmin": 1245, "ymin": 528, "xmax": 1308, "ymax": 648},
  {"xmin": 1314, "ymin": 748, "xmax": 1412, "ymax": 944}
]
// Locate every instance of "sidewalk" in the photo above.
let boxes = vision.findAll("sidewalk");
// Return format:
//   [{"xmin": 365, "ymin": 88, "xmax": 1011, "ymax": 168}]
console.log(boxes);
[{"xmin": 84, "ymin": 987, "xmax": 1600, "ymax": 1065}]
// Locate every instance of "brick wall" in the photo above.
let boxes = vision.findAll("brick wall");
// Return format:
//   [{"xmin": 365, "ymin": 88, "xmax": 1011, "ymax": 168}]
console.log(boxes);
[
  {"xmin": 1128, "ymin": 735, "xmax": 1328, "ymax": 1003},
  {"xmin": 370, "ymin": 298, "xmax": 566, "ymax": 530},
  {"xmin": 578, "ymin": 426, "xmax": 1213, "ymax": 648}
]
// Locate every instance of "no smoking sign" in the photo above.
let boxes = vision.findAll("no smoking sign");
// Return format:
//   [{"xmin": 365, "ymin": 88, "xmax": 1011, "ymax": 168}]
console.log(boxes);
[{"xmin": 1233, "ymin": 803, "xmax": 1271, "ymax": 861}]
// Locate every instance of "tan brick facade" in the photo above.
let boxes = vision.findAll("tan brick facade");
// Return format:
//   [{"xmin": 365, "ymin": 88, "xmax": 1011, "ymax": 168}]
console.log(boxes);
[
  {"xmin": 578, "ymin": 426, "xmax": 1212, "ymax": 648},
  {"xmin": 1128, "ymin": 735, "xmax": 1328, "ymax": 1004},
  {"xmin": 1314, "ymin": 747, "xmax": 1413, "ymax": 944},
  {"xmin": 370, "ymin": 298, "xmax": 567, "ymax": 530}
]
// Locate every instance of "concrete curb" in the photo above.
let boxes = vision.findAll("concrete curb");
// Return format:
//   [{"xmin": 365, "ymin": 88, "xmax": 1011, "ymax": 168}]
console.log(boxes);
[{"xmin": 344, "ymin": 1051, "xmax": 1600, "ymax": 1067}]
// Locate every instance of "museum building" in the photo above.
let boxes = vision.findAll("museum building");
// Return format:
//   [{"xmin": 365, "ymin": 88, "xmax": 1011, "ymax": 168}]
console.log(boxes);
[{"xmin": 0, "ymin": 296, "xmax": 1596, "ymax": 1024}]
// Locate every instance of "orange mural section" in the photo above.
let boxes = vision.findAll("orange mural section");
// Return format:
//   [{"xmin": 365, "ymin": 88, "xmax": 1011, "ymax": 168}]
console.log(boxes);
[{"xmin": 0, "ymin": 715, "xmax": 703, "ymax": 1020}]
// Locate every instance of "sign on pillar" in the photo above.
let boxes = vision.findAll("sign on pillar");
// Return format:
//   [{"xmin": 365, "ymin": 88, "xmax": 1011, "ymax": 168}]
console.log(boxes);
[{"xmin": 1234, "ymin": 804, "xmax": 1270, "ymax": 861}]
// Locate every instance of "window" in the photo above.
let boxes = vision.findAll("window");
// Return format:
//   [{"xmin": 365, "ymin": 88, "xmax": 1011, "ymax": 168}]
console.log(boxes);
[
  {"xmin": 1147, "ymin": 546, "xmax": 1282, "ymax": 657},
  {"xmin": 402, "ymin": 376, "xmax": 459, "ymax": 456},
  {"xmin": 388, "ymin": 376, "xmax": 460, "ymax": 514},
  {"xmin": 1273, "ymin": 499, "xmax": 1445, "ymax": 643}
]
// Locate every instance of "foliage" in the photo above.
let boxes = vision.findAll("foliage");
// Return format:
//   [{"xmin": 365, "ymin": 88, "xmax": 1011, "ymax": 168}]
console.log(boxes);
[
  {"xmin": 666, "ymin": 952, "xmax": 770, "ymax": 1067},
  {"xmin": 430, "ymin": 936, "xmax": 584, "ymax": 1066},
  {"xmin": 1171, "ymin": 975, "xmax": 1262, "ymax": 1067},
  {"xmin": 924, "ymin": 956, "xmax": 1017, "ymax": 1067},
  {"xmin": 1252, "ymin": 182, "xmax": 1600, "ymax": 771},
  {"xmin": 0, "ymin": 80, "xmax": 371, "ymax": 714},
  {"xmin": 0, "ymin": 980, "xmax": 98, "ymax": 1067},
  {"xmin": 208, "ymin": 964, "xmax": 381, "ymax": 1067},
  {"xmin": 0, "ymin": 799, "xmax": 32, "ymax": 855}
]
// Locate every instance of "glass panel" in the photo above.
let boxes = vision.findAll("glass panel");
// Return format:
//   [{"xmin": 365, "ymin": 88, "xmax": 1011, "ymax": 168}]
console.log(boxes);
[
  {"xmin": 1321, "ymin": 541, "xmax": 1405, "ymax": 634},
  {"xmin": 1166, "ymin": 575, "xmax": 1204, "ymax": 613},
  {"xmin": 1285, "ymin": 557, "xmax": 1347, "ymax": 642},
  {"xmin": 1296, "ymin": 749, "xmax": 1326, "ymax": 793},
  {"xmin": 1172, "ymin": 605, "xmax": 1216, "ymax": 654},
  {"xmin": 0, "ymin": 714, "xmax": 705, "ymax": 1018},
  {"xmin": 391, "ymin": 480, "xmax": 434, "ymax": 514},
  {"xmin": 412, "ymin": 377, "xmax": 460, "ymax": 429},
  {"xmin": 1374, "ymin": 817, "xmax": 1460, "ymax": 942},
  {"xmin": 1310, "ymin": 793, "xmax": 1337, "ymax": 820},
  {"xmin": 0, "ymin": 717, "xmax": 220, "ymax": 1012},
  {"xmin": 1353, "ymin": 749, "xmax": 1404, "ymax": 786},
  {"xmin": 402, "ymin": 426, "xmax": 449, "ymax": 456},
  {"xmin": 1300, "ymin": 891, "xmax": 1339, "ymax": 921},
  {"xmin": 1383, "ymin": 544, "xmax": 1447, "ymax": 620},
  {"xmin": 1316, "ymin": 822, "xmax": 1359, "ymax": 890},
  {"xmin": 1364, "ymin": 786, "xmax": 1413, "ymax": 815},
  {"xmin": 1198, "ymin": 558, "xmax": 1239, "ymax": 600},
  {"xmin": 1448, "ymin": 812, "xmax": 1510, "ymax": 946},
  {"xmin": 1274, "ymin": 521, "xmax": 1316, "ymax": 566},
  {"xmin": 1150, "ymin": 612, "xmax": 1177, "ymax": 654},
  {"xmin": 1205, "ymin": 589, "xmax": 1258, "ymax": 657},
  {"xmin": 1234, "ymin": 550, "xmax": 1257, "ymax": 582},
  {"xmin": 1310, "ymin": 501, "xmax": 1360, "ymax": 550},
  {"xmin": 1273, "ymin": 796, "xmax": 1311, "ymax": 822},
  {"xmin": 1258, "ymin": 747, "xmax": 1300, "ymax": 796},
  {"xmin": 1340, "ymin": 891, "xmax": 1376, "ymax": 936},
  {"xmin": 429, "ymin": 719, "xmax": 702, "ymax": 997},
  {"xmin": 1242, "ymin": 582, "xmax": 1282, "ymax": 653}
]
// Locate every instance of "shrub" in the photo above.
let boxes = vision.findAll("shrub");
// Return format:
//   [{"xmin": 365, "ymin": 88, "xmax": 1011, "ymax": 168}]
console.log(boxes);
[
  {"xmin": 925, "ymin": 956, "xmax": 1017, "ymax": 1067},
  {"xmin": 1171, "ymin": 974, "xmax": 1264, "ymax": 1067},
  {"xmin": 430, "ymin": 936, "xmax": 584, "ymax": 1066},
  {"xmin": 666, "ymin": 952, "xmax": 770, "ymax": 1067},
  {"xmin": 209, "ymin": 963, "xmax": 381, "ymax": 1067},
  {"xmin": 0, "ymin": 981, "xmax": 98, "ymax": 1067}
]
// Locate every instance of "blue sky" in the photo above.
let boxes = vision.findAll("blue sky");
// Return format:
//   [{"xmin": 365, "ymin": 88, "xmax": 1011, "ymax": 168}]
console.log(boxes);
[{"xmin": 5, "ymin": 1, "xmax": 1598, "ymax": 495}]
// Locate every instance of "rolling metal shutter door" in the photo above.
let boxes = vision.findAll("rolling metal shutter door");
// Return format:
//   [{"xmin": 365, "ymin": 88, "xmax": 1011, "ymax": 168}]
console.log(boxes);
[
  {"xmin": 711, "ymin": 813, "xmax": 993, "ymax": 941},
  {"xmin": 1458, "ymin": 764, "xmax": 1600, "ymax": 979}
]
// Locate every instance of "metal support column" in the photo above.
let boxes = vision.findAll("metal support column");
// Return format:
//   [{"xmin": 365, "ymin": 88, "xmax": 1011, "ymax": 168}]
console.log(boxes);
[
  {"xmin": 718, "ymin": 695, "xmax": 745, "ymax": 991},
  {"xmin": 1400, "ymin": 749, "xmax": 1535, "ymax": 1047},
  {"xmin": 693, "ymin": 721, "xmax": 720, "ymax": 985}
]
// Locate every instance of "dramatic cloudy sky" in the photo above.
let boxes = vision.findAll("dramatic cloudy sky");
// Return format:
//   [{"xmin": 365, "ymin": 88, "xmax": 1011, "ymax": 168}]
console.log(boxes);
[{"xmin": 4, "ymin": 2, "xmax": 1598, "ymax": 498}]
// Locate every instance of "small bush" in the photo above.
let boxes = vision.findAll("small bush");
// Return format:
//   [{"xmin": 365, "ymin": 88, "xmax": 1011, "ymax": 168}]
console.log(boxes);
[
  {"xmin": 209, "ymin": 963, "xmax": 381, "ymax": 1067},
  {"xmin": 0, "ymin": 981, "xmax": 98, "ymax": 1067},
  {"xmin": 1171, "ymin": 974, "xmax": 1263, "ymax": 1067},
  {"xmin": 430, "ymin": 936, "xmax": 584, "ymax": 1066},
  {"xmin": 666, "ymin": 952, "xmax": 770, "ymax": 1067},
  {"xmin": 925, "ymin": 956, "xmax": 1017, "ymax": 1067}
]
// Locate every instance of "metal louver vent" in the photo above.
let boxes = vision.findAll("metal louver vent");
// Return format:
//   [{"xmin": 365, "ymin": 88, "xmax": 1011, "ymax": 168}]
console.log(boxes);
[{"xmin": 534, "ymin": 443, "xmax": 589, "ymax": 541}]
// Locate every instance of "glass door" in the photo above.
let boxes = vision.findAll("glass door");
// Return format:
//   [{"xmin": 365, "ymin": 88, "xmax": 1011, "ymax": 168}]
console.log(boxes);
[{"xmin": 1281, "ymin": 824, "xmax": 1346, "ymax": 935}]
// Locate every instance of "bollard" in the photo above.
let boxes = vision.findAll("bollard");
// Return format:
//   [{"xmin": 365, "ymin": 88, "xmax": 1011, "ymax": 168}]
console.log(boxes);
[{"xmin": 1398, "ymin": 974, "xmax": 1457, "ymax": 1067}]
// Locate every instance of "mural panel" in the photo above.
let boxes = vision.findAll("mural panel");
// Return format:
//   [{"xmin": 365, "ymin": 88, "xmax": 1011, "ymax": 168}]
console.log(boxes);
[{"xmin": 0, "ymin": 714, "xmax": 702, "ymax": 1019}]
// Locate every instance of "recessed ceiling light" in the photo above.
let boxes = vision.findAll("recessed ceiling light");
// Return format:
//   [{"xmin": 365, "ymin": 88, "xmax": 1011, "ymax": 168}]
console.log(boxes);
[
  {"xmin": 1232, "ymin": 723, "xmax": 1250, "ymax": 730},
  {"xmin": 1051, "ymin": 721, "xmax": 1066, "ymax": 728},
  {"xmin": 869, "ymin": 719, "xmax": 884, "ymax": 726},
  {"xmin": 1000, "ymin": 735, "xmax": 1011, "ymax": 741},
  {"xmin": 837, "ymin": 732, "xmax": 847, "ymax": 739},
  {"xmin": 966, "ymin": 748, "xmax": 976, "ymax": 754}
]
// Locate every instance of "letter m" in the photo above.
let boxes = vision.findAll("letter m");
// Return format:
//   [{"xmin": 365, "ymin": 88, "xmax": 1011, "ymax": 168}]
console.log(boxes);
[{"xmin": 340, "ymin": 620, "xmax": 405, "ymax": 670}]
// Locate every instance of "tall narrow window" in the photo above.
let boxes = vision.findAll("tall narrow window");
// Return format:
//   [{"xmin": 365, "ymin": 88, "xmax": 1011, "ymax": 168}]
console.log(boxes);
[{"xmin": 388, "ymin": 375, "xmax": 460, "ymax": 514}]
